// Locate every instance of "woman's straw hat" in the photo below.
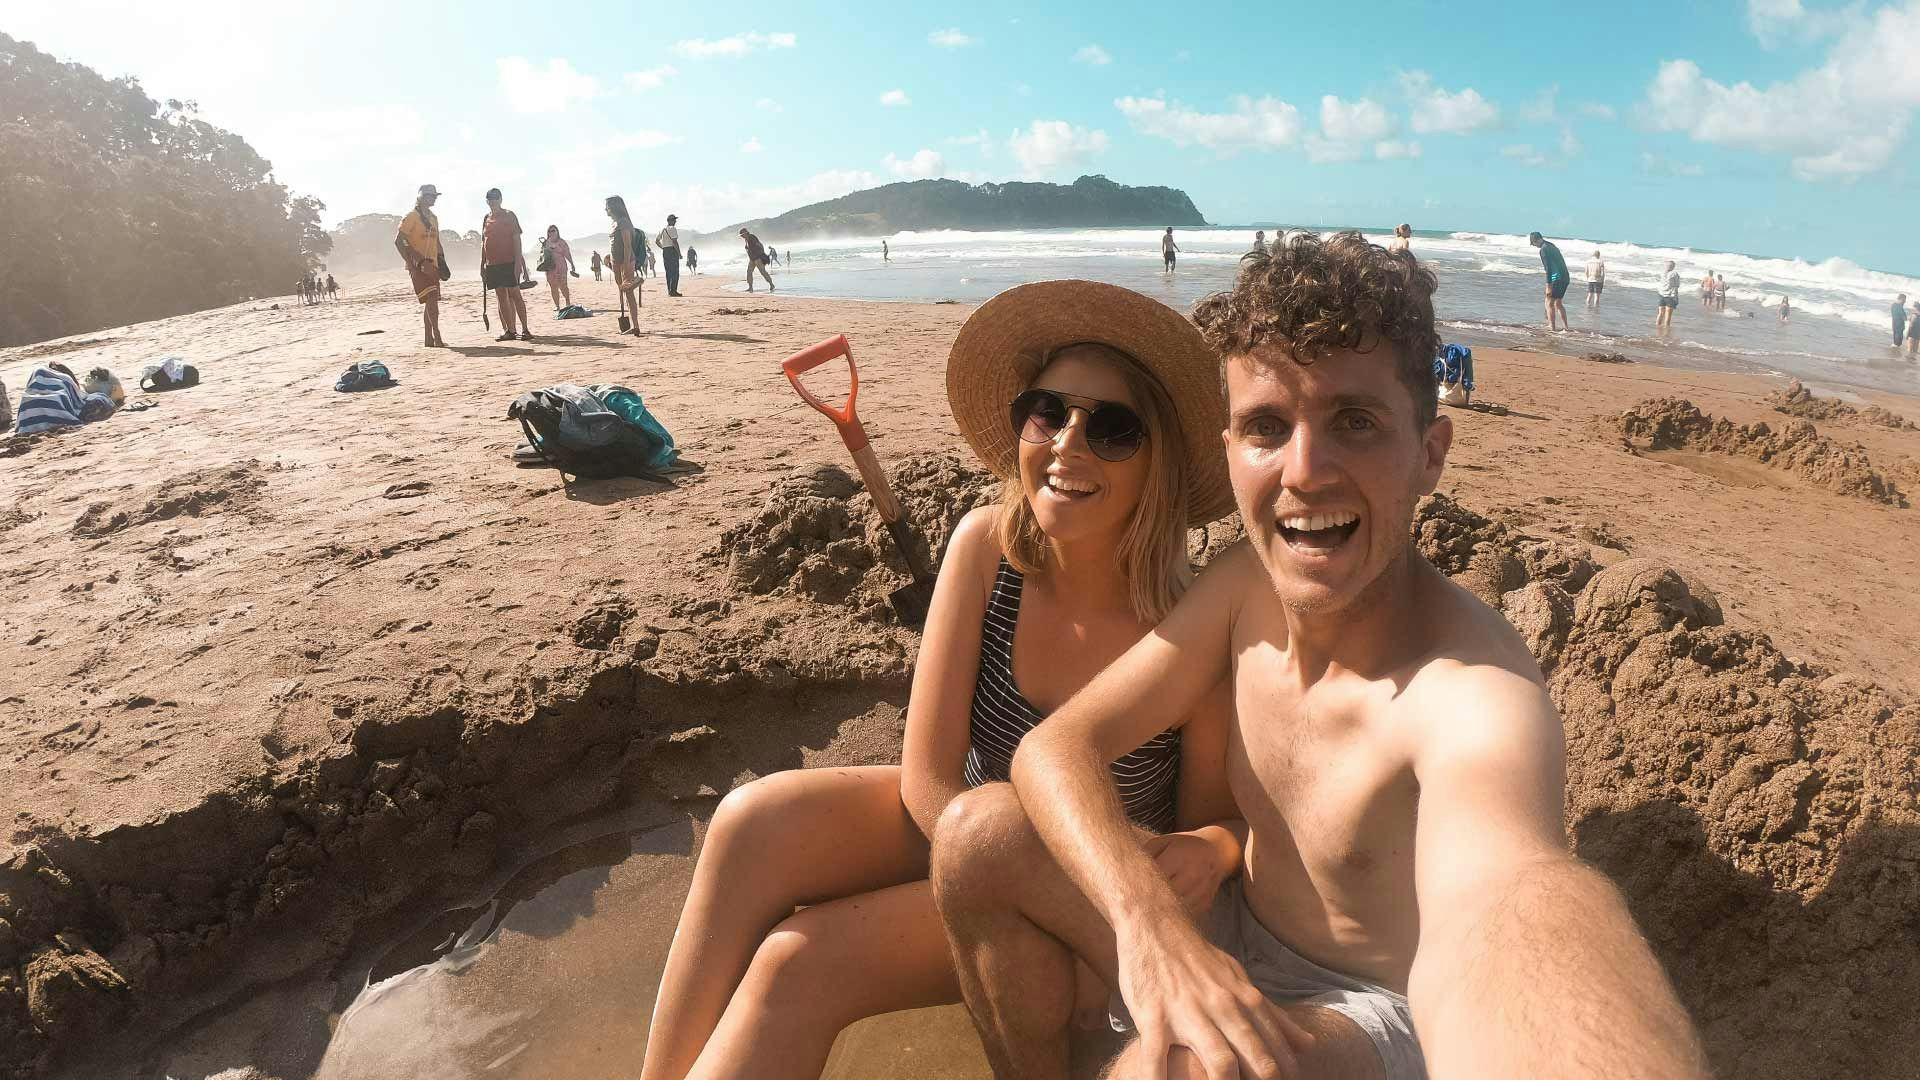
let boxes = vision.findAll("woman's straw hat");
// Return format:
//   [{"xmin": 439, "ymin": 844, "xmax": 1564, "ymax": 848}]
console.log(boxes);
[{"xmin": 947, "ymin": 280, "xmax": 1233, "ymax": 527}]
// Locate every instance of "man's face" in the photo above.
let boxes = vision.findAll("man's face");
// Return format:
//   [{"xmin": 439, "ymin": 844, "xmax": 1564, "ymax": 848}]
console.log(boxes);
[{"xmin": 1222, "ymin": 345, "xmax": 1451, "ymax": 615}]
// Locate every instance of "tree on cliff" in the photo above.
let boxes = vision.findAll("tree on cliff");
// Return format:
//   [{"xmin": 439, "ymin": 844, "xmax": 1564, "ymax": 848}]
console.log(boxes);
[{"xmin": 0, "ymin": 33, "xmax": 327, "ymax": 346}]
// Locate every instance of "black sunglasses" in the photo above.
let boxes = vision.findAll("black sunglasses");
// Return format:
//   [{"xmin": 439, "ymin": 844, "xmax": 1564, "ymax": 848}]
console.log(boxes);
[{"xmin": 1009, "ymin": 389, "xmax": 1147, "ymax": 462}]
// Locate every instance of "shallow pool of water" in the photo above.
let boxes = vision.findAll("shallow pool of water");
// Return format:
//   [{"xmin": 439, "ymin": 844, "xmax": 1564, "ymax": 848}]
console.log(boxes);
[{"xmin": 315, "ymin": 818, "xmax": 994, "ymax": 1080}]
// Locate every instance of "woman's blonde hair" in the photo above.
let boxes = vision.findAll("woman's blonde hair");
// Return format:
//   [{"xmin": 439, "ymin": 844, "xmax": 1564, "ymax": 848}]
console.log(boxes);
[{"xmin": 994, "ymin": 343, "xmax": 1192, "ymax": 623}]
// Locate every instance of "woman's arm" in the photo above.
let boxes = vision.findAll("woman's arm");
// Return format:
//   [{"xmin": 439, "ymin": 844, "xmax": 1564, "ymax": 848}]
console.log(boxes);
[{"xmin": 898, "ymin": 505, "xmax": 999, "ymax": 840}]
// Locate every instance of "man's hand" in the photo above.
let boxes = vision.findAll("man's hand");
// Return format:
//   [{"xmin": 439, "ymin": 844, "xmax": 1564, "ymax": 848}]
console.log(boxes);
[
  {"xmin": 1116, "ymin": 921, "xmax": 1312, "ymax": 1080},
  {"xmin": 1145, "ymin": 831, "xmax": 1233, "ymax": 919}
]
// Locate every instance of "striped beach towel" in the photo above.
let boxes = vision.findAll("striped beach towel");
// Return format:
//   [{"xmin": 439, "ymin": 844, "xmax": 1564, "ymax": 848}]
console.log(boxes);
[{"xmin": 14, "ymin": 367, "xmax": 116, "ymax": 435}]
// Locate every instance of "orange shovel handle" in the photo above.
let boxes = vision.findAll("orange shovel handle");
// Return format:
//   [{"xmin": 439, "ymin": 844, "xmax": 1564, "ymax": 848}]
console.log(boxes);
[{"xmin": 782, "ymin": 335, "xmax": 865, "ymax": 452}]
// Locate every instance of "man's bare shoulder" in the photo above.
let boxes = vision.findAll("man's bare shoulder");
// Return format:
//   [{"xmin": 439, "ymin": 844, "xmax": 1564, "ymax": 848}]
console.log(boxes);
[
  {"xmin": 1399, "ymin": 566, "xmax": 1561, "ymax": 758},
  {"xmin": 1192, "ymin": 537, "xmax": 1263, "ymax": 620}
]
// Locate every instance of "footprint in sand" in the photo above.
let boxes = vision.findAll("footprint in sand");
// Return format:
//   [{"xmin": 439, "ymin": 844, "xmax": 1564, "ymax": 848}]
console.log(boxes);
[{"xmin": 381, "ymin": 480, "xmax": 432, "ymax": 499}]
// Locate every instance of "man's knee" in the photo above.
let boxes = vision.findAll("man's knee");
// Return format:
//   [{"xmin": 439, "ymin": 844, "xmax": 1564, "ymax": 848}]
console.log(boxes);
[{"xmin": 929, "ymin": 783, "xmax": 1042, "ymax": 902}]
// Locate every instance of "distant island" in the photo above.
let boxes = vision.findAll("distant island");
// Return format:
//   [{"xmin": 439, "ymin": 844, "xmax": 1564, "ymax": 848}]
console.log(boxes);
[{"xmin": 710, "ymin": 175, "xmax": 1206, "ymax": 243}]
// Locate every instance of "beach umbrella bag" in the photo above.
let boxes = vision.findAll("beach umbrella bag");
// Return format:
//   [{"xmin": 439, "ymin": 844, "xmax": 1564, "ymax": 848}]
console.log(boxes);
[{"xmin": 506, "ymin": 383, "xmax": 678, "ymax": 480}]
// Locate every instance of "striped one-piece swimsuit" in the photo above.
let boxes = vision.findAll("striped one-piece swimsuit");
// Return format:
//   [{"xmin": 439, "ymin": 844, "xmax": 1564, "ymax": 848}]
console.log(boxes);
[{"xmin": 962, "ymin": 560, "xmax": 1181, "ymax": 833}]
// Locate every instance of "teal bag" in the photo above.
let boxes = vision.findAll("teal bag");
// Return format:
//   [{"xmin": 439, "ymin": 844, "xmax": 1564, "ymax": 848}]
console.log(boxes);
[{"xmin": 591, "ymin": 384, "xmax": 677, "ymax": 472}]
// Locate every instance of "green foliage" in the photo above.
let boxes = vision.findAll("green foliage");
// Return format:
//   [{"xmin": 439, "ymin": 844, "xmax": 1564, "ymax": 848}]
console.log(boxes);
[{"xmin": 0, "ymin": 33, "xmax": 326, "ymax": 346}]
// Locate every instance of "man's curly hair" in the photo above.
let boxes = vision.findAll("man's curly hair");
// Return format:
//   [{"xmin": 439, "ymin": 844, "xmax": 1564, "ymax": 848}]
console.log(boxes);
[{"xmin": 1192, "ymin": 230, "xmax": 1442, "ymax": 426}]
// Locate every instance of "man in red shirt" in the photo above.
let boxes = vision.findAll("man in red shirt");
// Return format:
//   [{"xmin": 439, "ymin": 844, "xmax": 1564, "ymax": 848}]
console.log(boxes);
[{"xmin": 481, "ymin": 187, "xmax": 532, "ymax": 342}]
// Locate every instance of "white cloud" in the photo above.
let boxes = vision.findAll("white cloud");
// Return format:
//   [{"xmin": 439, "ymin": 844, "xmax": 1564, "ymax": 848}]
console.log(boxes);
[
  {"xmin": 946, "ymin": 129, "xmax": 994, "ymax": 157},
  {"xmin": 276, "ymin": 104, "xmax": 427, "ymax": 150},
  {"xmin": 1008, "ymin": 120, "xmax": 1109, "ymax": 175},
  {"xmin": 1304, "ymin": 137, "xmax": 1365, "ymax": 164},
  {"xmin": 1115, "ymin": 94, "xmax": 1302, "ymax": 152},
  {"xmin": 604, "ymin": 131, "xmax": 681, "ymax": 152},
  {"xmin": 880, "ymin": 89, "xmax": 912, "ymax": 107},
  {"xmin": 1374, "ymin": 139, "xmax": 1422, "ymax": 159},
  {"xmin": 755, "ymin": 97, "xmax": 782, "ymax": 112},
  {"xmin": 672, "ymin": 32, "xmax": 797, "ymax": 59},
  {"xmin": 1074, "ymin": 44, "xmax": 1112, "ymax": 66},
  {"xmin": 1745, "ymin": 0, "xmax": 1853, "ymax": 44},
  {"xmin": 884, "ymin": 148, "xmax": 946, "ymax": 178},
  {"xmin": 1501, "ymin": 143, "xmax": 1548, "ymax": 167},
  {"xmin": 1400, "ymin": 71, "xmax": 1499, "ymax": 134},
  {"xmin": 1577, "ymin": 102, "xmax": 1618, "ymax": 120},
  {"xmin": 929, "ymin": 28, "xmax": 978, "ymax": 47},
  {"xmin": 1641, "ymin": 152, "xmax": 1707, "ymax": 178},
  {"xmin": 1642, "ymin": 0, "xmax": 1920, "ymax": 186},
  {"xmin": 496, "ymin": 57, "xmax": 600, "ymax": 114},
  {"xmin": 1320, "ymin": 96, "xmax": 1393, "ymax": 142},
  {"xmin": 1520, "ymin": 86, "xmax": 1559, "ymax": 124},
  {"xmin": 740, "ymin": 137, "xmax": 763, "ymax": 154},
  {"xmin": 625, "ymin": 66, "xmax": 678, "ymax": 91}
]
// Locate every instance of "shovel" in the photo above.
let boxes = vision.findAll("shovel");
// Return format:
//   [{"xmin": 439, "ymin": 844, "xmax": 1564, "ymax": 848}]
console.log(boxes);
[{"xmin": 782, "ymin": 334, "xmax": 937, "ymax": 626}]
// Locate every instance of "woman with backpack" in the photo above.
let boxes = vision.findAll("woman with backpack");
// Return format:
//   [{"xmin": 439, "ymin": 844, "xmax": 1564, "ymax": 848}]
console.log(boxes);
[
  {"xmin": 539, "ymin": 225, "xmax": 578, "ymax": 311},
  {"xmin": 606, "ymin": 196, "xmax": 643, "ymax": 334}
]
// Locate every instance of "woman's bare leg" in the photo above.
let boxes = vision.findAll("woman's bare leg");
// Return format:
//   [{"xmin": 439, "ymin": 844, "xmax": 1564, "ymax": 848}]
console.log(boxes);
[
  {"xmin": 685, "ymin": 878, "xmax": 957, "ymax": 1080},
  {"xmin": 638, "ymin": 766, "xmax": 929, "ymax": 1080}
]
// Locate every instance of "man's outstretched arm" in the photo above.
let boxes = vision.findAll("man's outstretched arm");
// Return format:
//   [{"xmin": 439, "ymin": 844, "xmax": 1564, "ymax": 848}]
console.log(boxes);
[
  {"xmin": 1408, "ymin": 666, "xmax": 1709, "ymax": 1080},
  {"xmin": 1011, "ymin": 548, "xmax": 1307, "ymax": 1076}
]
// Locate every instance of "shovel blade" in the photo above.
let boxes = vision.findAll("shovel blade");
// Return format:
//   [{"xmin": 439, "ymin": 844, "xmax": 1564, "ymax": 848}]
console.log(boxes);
[{"xmin": 887, "ymin": 579, "xmax": 936, "ymax": 628}]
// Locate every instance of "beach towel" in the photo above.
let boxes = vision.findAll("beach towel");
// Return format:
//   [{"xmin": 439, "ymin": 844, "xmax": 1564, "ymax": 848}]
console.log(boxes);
[
  {"xmin": 556, "ymin": 305, "xmax": 591, "ymax": 319},
  {"xmin": 506, "ymin": 383, "xmax": 676, "ymax": 480},
  {"xmin": 139, "ymin": 357, "xmax": 200, "ymax": 392},
  {"xmin": 1434, "ymin": 344, "xmax": 1474, "ymax": 408},
  {"xmin": 335, "ymin": 360, "xmax": 397, "ymax": 392},
  {"xmin": 15, "ymin": 366, "xmax": 113, "ymax": 435}
]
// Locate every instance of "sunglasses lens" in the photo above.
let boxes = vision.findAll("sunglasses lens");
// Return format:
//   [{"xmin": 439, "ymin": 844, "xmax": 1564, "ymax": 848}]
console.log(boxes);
[
  {"xmin": 1011, "ymin": 390, "xmax": 1068, "ymax": 444},
  {"xmin": 1086, "ymin": 405, "xmax": 1146, "ymax": 461}
]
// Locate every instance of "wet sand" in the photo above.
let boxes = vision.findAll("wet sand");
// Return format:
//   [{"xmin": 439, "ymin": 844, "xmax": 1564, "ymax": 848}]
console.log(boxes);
[{"xmin": 1, "ymin": 267, "xmax": 1917, "ymax": 1078}]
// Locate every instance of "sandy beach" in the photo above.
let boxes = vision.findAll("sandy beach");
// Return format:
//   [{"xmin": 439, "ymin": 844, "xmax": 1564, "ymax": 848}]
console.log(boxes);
[{"xmin": 2, "ymin": 267, "xmax": 1918, "ymax": 1078}]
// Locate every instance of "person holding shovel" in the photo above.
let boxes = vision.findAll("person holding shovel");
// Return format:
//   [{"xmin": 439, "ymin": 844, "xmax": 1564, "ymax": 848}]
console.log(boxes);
[
  {"xmin": 393, "ymin": 183, "xmax": 446, "ymax": 347},
  {"xmin": 638, "ymin": 281, "xmax": 1244, "ymax": 1080},
  {"xmin": 481, "ymin": 187, "xmax": 532, "ymax": 342},
  {"xmin": 606, "ymin": 195, "xmax": 643, "ymax": 335}
]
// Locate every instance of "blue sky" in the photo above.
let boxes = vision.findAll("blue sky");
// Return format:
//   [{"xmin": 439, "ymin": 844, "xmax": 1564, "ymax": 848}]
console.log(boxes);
[{"xmin": 9, "ymin": 0, "xmax": 1916, "ymax": 270}]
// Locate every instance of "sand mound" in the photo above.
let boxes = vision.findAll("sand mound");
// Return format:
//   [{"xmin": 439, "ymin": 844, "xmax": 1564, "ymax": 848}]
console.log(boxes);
[
  {"xmin": 712, "ymin": 452, "xmax": 1001, "ymax": 623},
  {"xmin": 70, "ymin": 461, "xmax": 272, "ymax": 538},
  {"xmin": 1615, "ymin": 397, "xmax": 1907, "ymax": 506},
  {"xmin": 1767, "ymin": 379, "xmax": 1918, "ymax": 431},
  {"xmin": 1413, "ymin": 494, "xmax": 1920, "ymax": 1079}
]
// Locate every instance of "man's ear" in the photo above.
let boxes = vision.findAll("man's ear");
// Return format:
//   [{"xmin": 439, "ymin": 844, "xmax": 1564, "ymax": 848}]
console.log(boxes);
[{"xmin": 1420, "ymin": 414, "xmax": 1453, "ymax": 494}]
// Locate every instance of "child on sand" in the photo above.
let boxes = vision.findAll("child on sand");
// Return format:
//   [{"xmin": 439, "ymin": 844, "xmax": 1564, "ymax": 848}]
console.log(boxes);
[
  {"xmin": 591, "ymin": 251, "xmax": 603, "ymax": 282},
  {"xmin": 637, "ymin": 281, "xmax": 1242, "ymax": 1080}
]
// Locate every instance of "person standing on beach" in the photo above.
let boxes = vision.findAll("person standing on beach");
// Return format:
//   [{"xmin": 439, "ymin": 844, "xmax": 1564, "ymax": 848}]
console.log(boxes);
[
  {"xmin": 1585, "ymin": 251, "xmax": 1606, "ymax": 309},
  {"xmin": 326, "ymin": 274, "xmax": 339, "ymax": 301},
  {"xmin": 741, "ymin": 228, "xmax": 775, "ymax": 292},
  {"xmin": 1387, "ymin": 223, "xmax": 1412, "ymax": 254},
  {"xmin": 656, "ymin": 214, "xmax": 684, "ymax": 297},
  {"xmin": 687, "ymin": 247, "xmax": 699, "ymax": 273},
  {"xmin": 607, "ymin": 196, "xmax": 643, "ymax": 334},
  {"xmin": 393, "ymin": 184, "xmax": 446, "ymax": 348},
  {"xmin": 481, "ymin": 188, "xmax": 531, "ymax": 342},
  {"xmin": 1892, "ymin": 294, "xmax": 1908, "ymax": 348},
  {"xmin": 1529, "ymin": 231, "xmax": 1570, "ymax": 331},
  {"xmin": 1657, "ymin": 258, "xmax": 1680, "ymax": 332},
  {"xmin": 539, "ymin": 225, "xmax": 577, "ymax": 311},
  {"xmin": 590, "ymin": 251, "xmax": 603, "ymax": 282},
  {"xmin": 1161, "ymin": 227, "xmax": 1179, "ymax": 272}
]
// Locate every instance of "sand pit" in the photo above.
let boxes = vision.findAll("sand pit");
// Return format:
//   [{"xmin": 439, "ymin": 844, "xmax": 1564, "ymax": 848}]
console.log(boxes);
[
  {"xmin": 1767, "ymin": 379, "xmax": 1919, "ymax": 432},
  {"xmin": 1614, "ymin": 397, "xmax": 1908, "ymax": 507},
  {"xmin": 3, "ymin": 274, "xmax": 1919, "ymax": 1078}
]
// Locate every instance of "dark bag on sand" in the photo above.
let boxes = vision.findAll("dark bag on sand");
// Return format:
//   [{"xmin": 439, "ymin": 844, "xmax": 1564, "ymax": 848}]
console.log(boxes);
[
  {"xmin": 335, "ymin": 360, "xmax": 397, "ymax": 392},
  {"xmin": 506, "ymin": 384, "xmax": 671, "ymax": 480},
  {"xmin": 139, "ymin": 360, "xmax": 200, "ymax": 392},
  {"xmin": 557, "ymin": 304, "xmax": 591, "ymax": 319}
]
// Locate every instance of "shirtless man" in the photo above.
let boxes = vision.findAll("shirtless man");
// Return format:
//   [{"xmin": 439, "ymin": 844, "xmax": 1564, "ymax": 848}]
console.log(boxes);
[{"xmin": 931, "ymin": 231, "xmax": 1707, "ymax": 1080}]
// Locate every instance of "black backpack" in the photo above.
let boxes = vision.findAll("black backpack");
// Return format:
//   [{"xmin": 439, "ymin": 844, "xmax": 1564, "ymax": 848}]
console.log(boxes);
[
  {"xmin": 335, "ymin": 360, "xmax": 397, "ymax": 392},
  {"xmin": 507, "ymin": 388, "xmax": 668, "ymax": 481}
]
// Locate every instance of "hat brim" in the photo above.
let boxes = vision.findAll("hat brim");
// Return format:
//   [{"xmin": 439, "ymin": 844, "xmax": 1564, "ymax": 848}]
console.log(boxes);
[{"xmin": 946, "ymin": 280, "xmax": 1233, "ymax": 528}]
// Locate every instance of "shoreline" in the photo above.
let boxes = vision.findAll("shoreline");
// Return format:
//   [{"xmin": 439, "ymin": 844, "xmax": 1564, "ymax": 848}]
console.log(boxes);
[{"xmin": 1, "ymin": 271, "xmax": 1917, "ymax": 1077}]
